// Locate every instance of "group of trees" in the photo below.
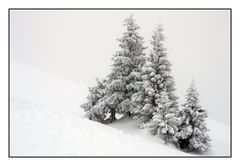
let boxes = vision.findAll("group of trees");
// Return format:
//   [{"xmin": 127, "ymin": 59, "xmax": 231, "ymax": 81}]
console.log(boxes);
[{"xmin": 81, "ymin": 15, "xmax": 210, "ymax": 152}]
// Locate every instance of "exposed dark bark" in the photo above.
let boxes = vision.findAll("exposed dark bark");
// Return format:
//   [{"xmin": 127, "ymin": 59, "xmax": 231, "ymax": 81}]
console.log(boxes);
[
  {"xmin": 110, "ymin": 108, "xmax": 116, "ymax": 123},
  {"xmin": 178, "ymin": 138, "xmax": 190, "ymax": 150}
]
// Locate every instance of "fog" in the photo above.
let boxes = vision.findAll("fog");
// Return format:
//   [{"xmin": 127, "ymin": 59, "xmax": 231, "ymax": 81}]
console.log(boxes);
[{"xmin": 10, "ymin": 10, "xmax": 230, "ymax": 125}]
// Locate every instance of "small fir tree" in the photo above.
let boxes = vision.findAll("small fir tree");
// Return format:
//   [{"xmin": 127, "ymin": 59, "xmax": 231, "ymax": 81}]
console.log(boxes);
[
  {"xmin": 144, "ymin": 90, "xmax": 181, "ymax": 143},
  {"xmin": 177, "ymin": 80, "xmax": 210, "ymax": 152},
  {"xmin": 81, "ymin": 79, "xmax": 108, "ymax": 122}
]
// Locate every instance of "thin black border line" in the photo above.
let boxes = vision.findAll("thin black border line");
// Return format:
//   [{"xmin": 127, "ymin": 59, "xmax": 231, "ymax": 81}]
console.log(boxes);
[
  {"xmin": 8, "ymin": 8, "xmax": 232, "ymax": 158},
  {"xmin": 8, "ymin": 8, "xmax": 10, "ymax": 159},
  {"xmin": 8, "ymin": 8, "xmax": 231, "ymax": 10},
  {"xmin": 230, "ymin": 8, "xmax": 232, "ymax": 157}
]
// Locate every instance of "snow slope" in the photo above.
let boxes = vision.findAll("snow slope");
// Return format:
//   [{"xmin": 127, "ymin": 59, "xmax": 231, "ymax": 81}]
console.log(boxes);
[
  {"xmin": 204, "ymin": 119, "xmax": 230, "ymax": 156},
  {"xmin": 109, "ymin": 118, "xmax": 230, "ymax": 156},
  {"xmin": 10, "ymin": 59, "xmax": 230, "ymax": 156}
]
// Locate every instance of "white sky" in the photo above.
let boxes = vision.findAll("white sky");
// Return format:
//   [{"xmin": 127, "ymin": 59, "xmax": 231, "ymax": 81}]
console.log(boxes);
[{"xmin": 10, "ymin": 10, "xmax": 230, "ymax": 125}]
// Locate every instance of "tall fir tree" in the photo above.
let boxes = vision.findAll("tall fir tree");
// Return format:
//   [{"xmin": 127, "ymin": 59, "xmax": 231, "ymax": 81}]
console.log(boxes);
[
  {"xmin": 131, "ymin": 24, "xmax": 179, "ymax": 137},
  {"xmin": 82, "ymin": 15, "xmax": 146, "ymax": 123},
  {"xmin": 177, "ymin": 80, "xmax": 210, "ymax": 152},
  {"xmin": 105, "ymin": 15, "xmax": 146, "ymax": 120}
]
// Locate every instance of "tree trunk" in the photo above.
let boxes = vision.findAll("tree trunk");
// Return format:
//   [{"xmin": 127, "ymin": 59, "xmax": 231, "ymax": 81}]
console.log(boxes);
[
  {"xmin": 178, "ymin": 139, "xmax": 190, "ymax": 150},
  {"xmin": 110, "ymin": 108, "xmax": 116, "ymax": 123},
  {"xmin": 127, "ymin": 111, "xmax": 131, "ymax": 117}
]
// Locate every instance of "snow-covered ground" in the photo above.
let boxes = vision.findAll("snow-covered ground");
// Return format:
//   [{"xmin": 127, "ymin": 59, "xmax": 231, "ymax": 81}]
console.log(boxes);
[{"xmin": 10, "ymin": 58, "xmax": 230, "ymax": 156}]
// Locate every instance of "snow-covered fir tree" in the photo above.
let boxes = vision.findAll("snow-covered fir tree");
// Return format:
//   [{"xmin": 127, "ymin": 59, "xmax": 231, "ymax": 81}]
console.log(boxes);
[
  {"xmin": 145, "ymin": 90, "xmax": 181, "ymax": 143},
  {"xmin": 81, "ymin": 79, "xmax": 108, "ymax": 123},
  {"xmin": 82, "ymin": 15, "xmax": 146, "ymax": 123},
  {"xmin": 177, "ymin": 80, "xmax": 210, "ymax": 152},
  {"xmin": 131, "ymin": 24, "xmax": 179, "ymax": 136},
  {"xmin": 103, "ymin": 15, "xmax": 146, "ymax": 120}
]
